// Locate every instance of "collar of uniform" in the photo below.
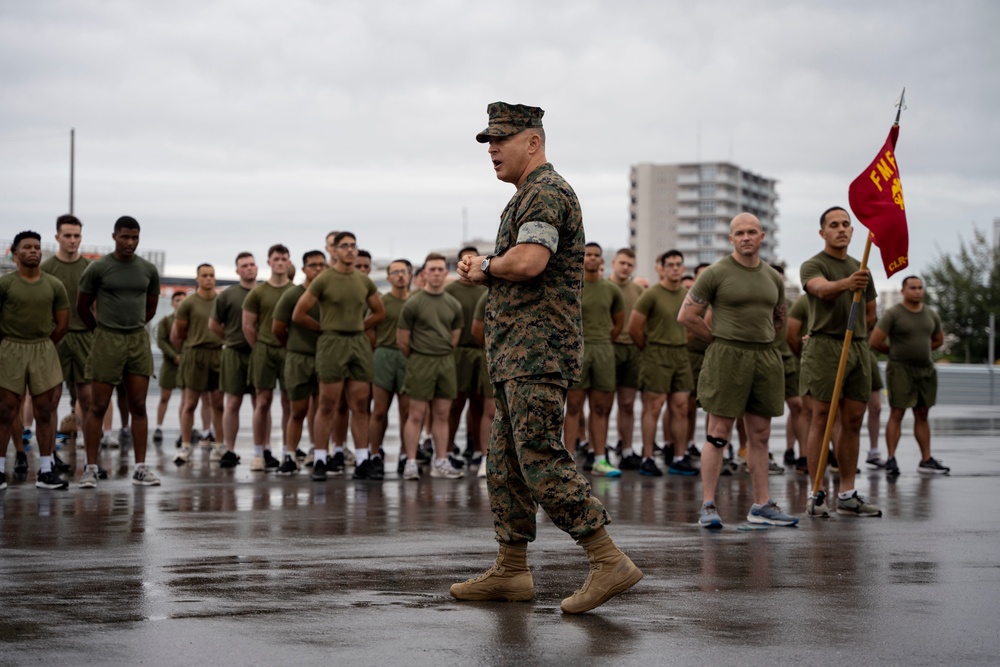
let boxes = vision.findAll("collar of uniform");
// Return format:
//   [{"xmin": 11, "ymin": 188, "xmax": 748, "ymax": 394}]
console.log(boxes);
[{"xmin": 517, "ymin": 162, "xmax": 554, "ymax": 190}]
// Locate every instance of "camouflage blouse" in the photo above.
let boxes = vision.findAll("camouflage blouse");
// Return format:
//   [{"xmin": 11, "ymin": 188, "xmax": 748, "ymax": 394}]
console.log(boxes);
[{"xmin": 484, "ymin": 163, "xmax": 584, "ymax": 383}]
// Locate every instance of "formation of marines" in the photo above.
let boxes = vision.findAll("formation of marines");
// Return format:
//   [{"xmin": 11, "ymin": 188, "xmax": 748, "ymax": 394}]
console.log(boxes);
[{"xmin": 1, "ymin": 101, "xmax": 950, "ymax": 614}]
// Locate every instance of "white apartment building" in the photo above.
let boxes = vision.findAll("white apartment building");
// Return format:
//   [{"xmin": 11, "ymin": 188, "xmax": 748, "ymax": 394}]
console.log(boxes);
[{"xmin": 628, "ymin": 162, "xmax": 780, "ymax": 281}]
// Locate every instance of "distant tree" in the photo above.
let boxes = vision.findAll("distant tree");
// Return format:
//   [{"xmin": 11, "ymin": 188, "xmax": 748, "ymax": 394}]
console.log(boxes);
[{"xmin": 924, "ymin": 228, "xmax": 999, "ymax": 363}]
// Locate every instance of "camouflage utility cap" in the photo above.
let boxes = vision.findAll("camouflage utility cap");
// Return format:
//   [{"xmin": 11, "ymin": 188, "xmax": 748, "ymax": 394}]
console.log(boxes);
[{"xmin": 476, "ymin": 102, "xmax": 544, "ymax": 143}]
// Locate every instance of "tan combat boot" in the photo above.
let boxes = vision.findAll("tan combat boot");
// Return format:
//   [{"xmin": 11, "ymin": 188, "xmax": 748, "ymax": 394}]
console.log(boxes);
[
  {"xmin": 450, "ymin": 542, "xmax": 535, "ymax": 602},
  {"xmin": 560, "ymin": 527, "xmax": 643, "ymax": 614}
]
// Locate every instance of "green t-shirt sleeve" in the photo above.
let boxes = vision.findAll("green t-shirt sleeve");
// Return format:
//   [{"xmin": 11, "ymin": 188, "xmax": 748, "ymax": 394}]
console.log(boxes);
[
  {"xmin": 398, "ymin": 299, "xmax": 415, "ymax": 331},
  {"xmin": 52, "ymin": 279, "xmax": 69, "ymax": 311},
  {"xmin": 610, "ymin": 284, "xmax": 624, "ymax": 314},
  {"xmin": 78, "ymin": 262, "xmax": 98, "ymax": 295},
  {"xmin": 147, "ymin": 266, "xmax": 160, "ymax": 296},
  {"xmin": 273, "ymin": 288, "xmax": 295, "ymax": 325},
  {"xmin": 243, "ymin": 288, "xmax": 261, "ymax": 314},
  {"xmin": 633, "ymin": 288, "xmax": 655, "ymax": 319}
]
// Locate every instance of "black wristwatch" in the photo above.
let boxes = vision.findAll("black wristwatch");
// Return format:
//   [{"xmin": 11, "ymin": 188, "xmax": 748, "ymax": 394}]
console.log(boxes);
[{"xmin": 481, "ymin": 255, "xmax": 495, "ymax": 277}]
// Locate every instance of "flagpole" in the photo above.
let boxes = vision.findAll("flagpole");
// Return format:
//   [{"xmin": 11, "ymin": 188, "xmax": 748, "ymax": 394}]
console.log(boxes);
[{"xmin": 810, "ymin": 89, "xmax": 905, "ymax": 503}]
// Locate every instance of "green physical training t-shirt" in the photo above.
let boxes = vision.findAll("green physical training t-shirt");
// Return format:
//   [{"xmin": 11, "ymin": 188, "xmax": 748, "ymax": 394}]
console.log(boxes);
[
  {"xmin": 0, "ymin": 272, "xmax": 69, "ymax": 340},
  {"xmin": 176, "ymin": 292, "xmax": 222, "ymax": 349},
  {"xmin": 212, "ymin": 284, "xmax": 253, "ymax": 352},
  {"xmin": 582, "ymin": 278, "xmax": 624, "ymax": 344},
  {"xmin": 485, "ymin": 163, "xmax": 584, "ymax": 383},
  {"xmin": 273, "ymin": 283, "xmax": 319, "ymax": 355},
  {"xmin": 157, "ymin": 314, "xmax": 179, "ymax": 361},
  {"xmin": 374, "ymin": 292, "xmax": 407, "ymax": 350},
  {"xmin": 398, "ymin": 290, "xmax": 464, "ymax": 357},
  {"xmin": 800, "ymin": 251, "xmax": 876, "ymax": 338},
  {"xmin": 691, "ymin": 256, "xmax": 784, "ymax": 344},
  {"xmin": 40, "ymin": 255, "xmax": 90, "ymax": 331},
  {"xmin": 632, "ymin": 283, "xmax": 688, "ymax": 346},
  {"xmin": 445, "ymin": 281, "xmax": 487, "ymax": 348},
  {"xmin": 78, "ymin": 254, "xmax": 160, "ymax": 330},
  {"xmin": 307, "ymin": 268, "xmax": 378, "ymax": 334},
  {"xmin": 243, "ymin": 282, "xmax": 293, "ymax": 347},
  {"xmin": 612, "ymin": 279, "xmax": 644, "ymax": 346},
  {"xmin": 788, "ymin": 293, "xmax": 810, "ymax": 328},
  {"xmin": 875, "ymin": 304, "xmax": 943, "ymax": 366}
]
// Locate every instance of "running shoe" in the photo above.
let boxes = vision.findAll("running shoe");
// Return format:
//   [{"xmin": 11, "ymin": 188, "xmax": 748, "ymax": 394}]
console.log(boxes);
[
  {"xmin": 917, "ymin": 457, "xmax": 950, "ymax": 475},
  {"xmin": 174, "ymin": 446, "xmax": 192, "ymax": 466},
  {"xmin": 369, "ymin": 454, "xmax": 385, "ymax": 480},
  {"xmin": 343, "ymin": 448, "xmax": 356, "ymax": 467},
  {"xmin": 699, "ymin": 502, "xmax": 723, "ymax": 529},
  {"xmin": 403, "ymin": 459, "xmax": 420, "ymax": 481},
  {"xmin": 14, "ymin": 451, "xmax": 29, "ymax": 477},
  {"xmin": 132, "ymin": 465, "xmax": 161, "ymax": 486},
  {"xmin": 837, "ymin": 491, "xmax": 882, "ymax": 517},
  {"xmin": 220, "ymin": 450, "xmax": 240, "ymax": 468},
  {"xmin": 276, "ymin": 456, "xmax": 299, "ymax": 476},
  {"xmin": 583, "ymin": 450, "xmax": 595, "ymax": 472},
  {"xmin": 747, "ymin": 500, "xmax": 798, "ymax": 526},
  {"xmin": 153, "ymin": 428, "xmax": 163, "ymax": 445},
  {"xmin": 311, "ymin": 459, "xmax": 328, "ymax": 482},
  {"xmin": 53, "ymin": 453, "xmax": 71, "ymax": 474},
  {"xmin": 591, "ymin": 457, "xmax": 622, "ymax": 478},
  {"xmin": 783, "ymin": 448, "xmax": 797, "ymax": 466},
  {"xmin": 209, "ymin": 443, "xmax": 226, "ymax": 462},
  {"xmin": 469, "ymin": 454, "xmax": 484, "ymax": 474},
  {"xmin": 329, "ymin": 451, "xmax": 345, "ymax": 475},
  {"xmin": 639, "ymin": 458, "xmax": 663, "ymax": 477},
  {"xmin": 619, "ymin": 453, "xmax": 642, "ymax": 471},
  {"xmin": 447, "ymin": 453, "xmax": 466, "ymax": 470},
  {"xmin": 885, "ymin": 456, "xmax": 900, "ymax": 477},
  {"xmin": 430, "ymin": 458, "xmax": 464, "ymax": 479},
  {"xmin": 22, "ymin": 428, "xmax": 33, "ymax": 447},
  {"xmin": 0, "ymin": 471, "xmax": 6, "ymax": 491},
  {"xmin": 353, "ymin": 458, "xmax": 378, "ymax": 480},
  {"xmin": 397, "ymin": 454, "xmax": 408, "ymax": 476},
  {"xmin": 866, "ymin": 451, "xmax": 886, "ymax": 468},
  {"xmin": 795, "ymin": 456, "xmax": 809, "ymax": 475},
  {"xmin": 686, "ymin": 443, "xmax": 701, "ymax": 460},
  {"xmin": 295, "ymin": 448, "xmax": 308, "ymax": 462},
  {"xmin": 263, "ymin": 449, "xmax": 281, "ymax": 473},
  {"xmin": 36, "ymin": 470, "xmax": 68, "ymax": 490},
  {"xmin": 100, "ymin": 433, "xmax": 118, "ymax": 449},
  {"xmin": 767, "ymin": 455, "xmax": 785, "ymax": 476},
  {"xmin": 667, "ymin": 455, "xmax": 698, "ymax": 476},
  {"xmin": 807, "ymin": 493, "xmax": 830, "ymax": 518},
  {"xmin": 78, "ymin": 466, "xmax": 99, "ymax": 489}
]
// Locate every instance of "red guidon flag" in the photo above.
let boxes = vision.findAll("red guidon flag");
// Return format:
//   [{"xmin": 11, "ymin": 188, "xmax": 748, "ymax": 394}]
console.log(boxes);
[{"xmin": 848, "ymin": 124, "xmax": 909, "ymax": 277}]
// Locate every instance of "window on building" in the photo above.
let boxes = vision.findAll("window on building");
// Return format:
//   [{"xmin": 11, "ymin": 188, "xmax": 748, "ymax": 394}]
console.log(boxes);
[
  {"xmin": 699, "ymin": 199, "xmax": 715, "ymax": 213},
  {"xmin": 699, "ymin": 183, "xmax": 716, "ymax": 197},
  {"xmin": 699, "ymin": 250, "xmax": 716, "ymax": 264},
  {"xmin": 699, "ymin": 233, "xmax": 713, "ymax": 246},
  {"xmin": 700, "ymin": 165, "xmax": 717, "ymax": 181},
  {"xmin": 698, "ymin": 217, "xmax": 714, "ymax": 230}
]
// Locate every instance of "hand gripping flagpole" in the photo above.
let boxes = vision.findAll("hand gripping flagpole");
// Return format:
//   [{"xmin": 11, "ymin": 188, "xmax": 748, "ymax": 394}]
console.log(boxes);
[{"xmin": 810, "ymin": 89, "xmax": 905, "ymax": 503}]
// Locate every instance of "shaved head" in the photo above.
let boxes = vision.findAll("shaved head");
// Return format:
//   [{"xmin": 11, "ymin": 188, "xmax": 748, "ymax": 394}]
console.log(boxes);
[{"xmin": 729, "ymin": 212, "xmax": 761, "ymax": 233}]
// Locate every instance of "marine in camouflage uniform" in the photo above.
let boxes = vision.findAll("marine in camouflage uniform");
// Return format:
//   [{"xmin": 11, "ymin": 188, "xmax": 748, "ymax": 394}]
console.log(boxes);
[{"xmin": 451, "ymin": 102, "xmax": 641, "ymax": 615}]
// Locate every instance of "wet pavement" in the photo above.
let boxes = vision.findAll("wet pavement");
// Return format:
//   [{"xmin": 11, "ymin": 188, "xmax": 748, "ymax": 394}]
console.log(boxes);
[{"xmin": 1, "ymin": 401, "xmax": 998, "ymax": 665}]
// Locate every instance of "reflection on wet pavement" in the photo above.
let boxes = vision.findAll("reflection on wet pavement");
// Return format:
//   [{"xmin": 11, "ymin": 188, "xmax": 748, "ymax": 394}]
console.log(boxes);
[{"xmin": 1, "ymin": 409, "xmax": 998, "ymax": 664}]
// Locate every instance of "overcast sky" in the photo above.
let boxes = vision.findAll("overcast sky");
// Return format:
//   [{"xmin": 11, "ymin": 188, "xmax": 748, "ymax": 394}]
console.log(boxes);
[{"xmin": 2, "ymin": 0, "xmax": 997, "ymax": 286}]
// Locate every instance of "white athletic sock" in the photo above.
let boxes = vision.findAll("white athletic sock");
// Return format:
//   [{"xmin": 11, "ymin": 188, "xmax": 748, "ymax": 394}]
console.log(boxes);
[
  {"xmin": 283, "ymin": 448, "xmax": 294, "ymax": 460},
  {"xmin": 838, "ymin": 490, "xmax": 856, "ymax": 500},
  {"xmin": 86, "ymin": 464, "xmax": 98, "ymax": 473},
  {"xmin": 40, "ymin": 455, "xmax": 53, "ymax": 474},
  {"xmin": 355, "ymin": 448, "xmax": 369, "ymax": 462},
  {"xmin": 103, "ymin": 430, "xmax": 113, "ymax": 439},
  {"xmin": 673, "ymin": 455, "xmax": 684, "ymax": 463},
  {"xmin": 621, "ymin": 447, "xmax": 634, "ymax": 458},
  {"xmin": 314, "ymin": 449, "xmax": 327, "ymax": 464},
  {"xmin": 253, "ymin": 445, "xmax": 264, "ymax": 457},
  {"xmin": 135, "ymin": 462, "xmax": 146, "ymax": 472},
  {"xmin": 0, "ymin": 458, "xmax": 6, "ymax": 473},
  {"xmin": 333, "ymin": 446, "xmax": 344, "ymax": 454}
]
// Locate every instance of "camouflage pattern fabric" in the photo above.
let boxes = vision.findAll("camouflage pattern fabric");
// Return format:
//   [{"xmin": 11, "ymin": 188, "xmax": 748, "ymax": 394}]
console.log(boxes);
[
  {"xmin": 486, "ymin": 376, "xmax": 609, "ymax": 543},
  {"xmin": 484, "ymin": 163, "xmax": 584, "ymax": 384}
]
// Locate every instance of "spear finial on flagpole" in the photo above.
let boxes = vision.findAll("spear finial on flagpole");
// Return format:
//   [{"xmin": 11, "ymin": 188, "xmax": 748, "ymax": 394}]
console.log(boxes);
[{"xmin": 894, "ymin": 87, "xmax": 906, "ymax": 125}]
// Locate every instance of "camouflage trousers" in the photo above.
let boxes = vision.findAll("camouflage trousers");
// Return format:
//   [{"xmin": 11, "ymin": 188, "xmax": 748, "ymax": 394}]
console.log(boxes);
[{"xmin": 487, "ymin": 375, "xmax": 609, "ymax": 544}]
